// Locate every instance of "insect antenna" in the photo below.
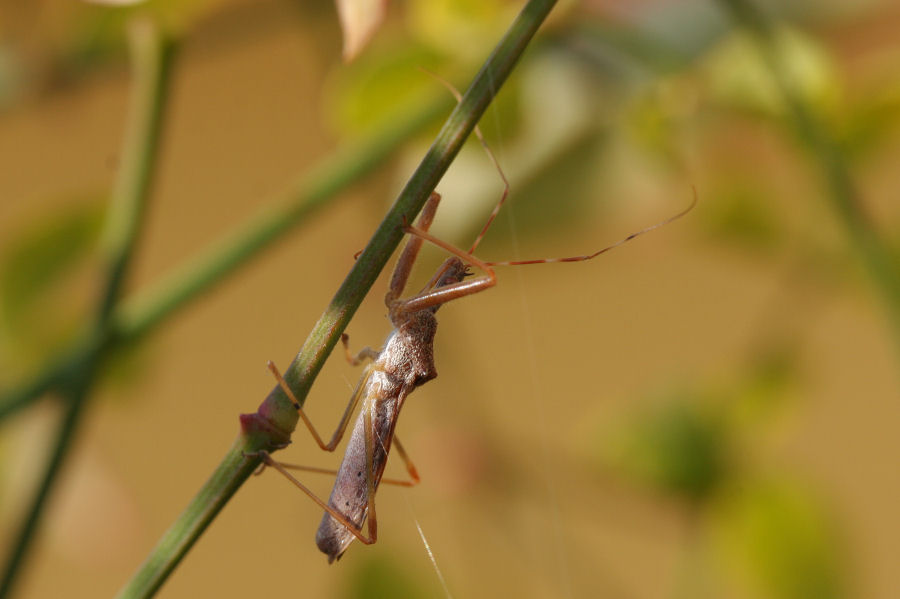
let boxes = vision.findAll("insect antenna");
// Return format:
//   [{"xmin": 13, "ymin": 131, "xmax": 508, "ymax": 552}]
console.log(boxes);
[
  {"xmin": 421, "ymin": 67, "xmax": 696, "ymax": 270},
  {"xmin": 486, "ymin": 189, "xmax": 697, "ymax": 267}
]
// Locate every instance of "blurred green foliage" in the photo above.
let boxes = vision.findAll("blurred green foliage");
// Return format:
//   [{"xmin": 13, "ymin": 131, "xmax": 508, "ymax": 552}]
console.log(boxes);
[
  {"xmin": 1, "ymin": 1, "xmax": 897, "ymax": 597},
  {"xmin": 713, "ymin": 480, "xmax": 847, "ymax": 599},
  {"xmin": 324, "ymin": 40, "xmax": 446, "ymax": 138},
  {"xmin": 598, "ymin": 335, "xmax": 852, "ymax": 598},
  {"xmin": 341, "ymin": 552, "xmax": 429, "ymax": 599},
  {"xmin": 0, "ymin": 198, "xmax": 105, "ymax": 375},
  {"xmin": 704, "ymin": 28, "xmax": 837, "ymax": 120},
  {"xmin": 607, "ymin": 394, "xmax": 730, "ymax": 503},
  {"xmin": 602, "ymin": 344, "xmax": 798, "ymax": 505},
  {"xmin": 702, "ymin": 178, "xmax": 781, "ymax": 253}
]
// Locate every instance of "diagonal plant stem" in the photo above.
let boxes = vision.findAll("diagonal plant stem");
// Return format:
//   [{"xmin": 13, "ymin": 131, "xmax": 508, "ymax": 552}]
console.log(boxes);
[
  {"xmin": 115, "ymin": 1, "xmax": 558, "ymax": 597},
  {"xmin": 716, "ymin": 0, "xmax": 900, "ymax": 356},
  {"xmin": 0, "ymin": 90, "xmax": 449, "ymax": 423},
  {"xmin": 0, "ymin": 20, "xmax": 176, "ymax": 599},
  {"xmin": 110, "ymin": 97, "xmax": 448, "ymax": 343}
]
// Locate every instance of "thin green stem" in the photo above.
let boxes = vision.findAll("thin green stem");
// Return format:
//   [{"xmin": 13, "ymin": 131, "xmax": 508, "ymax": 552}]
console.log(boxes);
[
  {"xmin": 0, "ymin": 356, "xmax": 67, "ymax": 419},
  {"xmin": 111, "ymin": 96, "xmax": 449, "ymax": 342},
  {"xmin": 0, "ymin": 352, "xmax": 97, "ymax": 599},
  {"xmin": 0, "ymin": 94, "xmax": 449, "ymax": 423},
  {"xmin": 276, "ymin": 0, "xmax": 558, "ymax": 411},
  {"xmin": 116, "ymin": 1, "xmax": 557, "ymax": 597},
  {"xmin": 112, "ymin": 436, "xmax": 258, "ymax": 598},
  {"xmin": 0, "ymin": 21, "xmax": 176, "ymax": 598},
  {"xmin": 716, "ymin": 0, "xmax": 900, "ymax": 355}
]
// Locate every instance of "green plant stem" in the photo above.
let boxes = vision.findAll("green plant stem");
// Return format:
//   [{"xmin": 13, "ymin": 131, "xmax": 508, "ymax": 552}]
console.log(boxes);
[
  {"xmin": 111, "ymin": 96, "xmax": 449, "ymax": 342},
  {"xmin": 115, "ymin": 1, "xmax": 558, "ymax": 597},
  {"xmin": 0, "ymin": 352, "xmax": 97, "ymax": 599},
  {"xmin": 0, "ymin": 97, "xmax": 448, "ymax": 424},
  {"xmin": 0, "ymin": 21, "xmax": 176, "ymax": 599},
  {"xmin": 0, "ymin": 356, "xmax": 69, "ymax": 419},
  {"xmin": 716, "ymin": 0, "xmax": 900, "ymax": 354}
]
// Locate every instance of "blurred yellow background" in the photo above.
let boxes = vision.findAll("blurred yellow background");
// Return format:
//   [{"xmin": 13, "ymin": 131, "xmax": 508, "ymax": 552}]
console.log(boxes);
[{"xmin": 1, "ymin": 1, "xmax": 899, "ymax": 598}]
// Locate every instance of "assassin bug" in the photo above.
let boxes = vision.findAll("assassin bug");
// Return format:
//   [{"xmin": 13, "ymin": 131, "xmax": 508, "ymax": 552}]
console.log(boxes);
[{"xmin": 248, "ymin": 117, "xmax": 695, "ymax": 563}]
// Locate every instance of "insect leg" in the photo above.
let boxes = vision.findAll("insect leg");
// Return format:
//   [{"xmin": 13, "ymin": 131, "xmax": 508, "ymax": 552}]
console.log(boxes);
[
  {"xmin": 362, "ymin": 397, "xmax": 378, "ymax": 543},
  {"xmin": 257, "ymin": 461, "xmax": 416, "ymax": 487},
  {"xmin": 268, "ymin": 360, "xmax": 376, "ymax": 452},
  {"xmin": 391, "ymin": 224, "xmax": 498, "ymax": 316},
  {"xmin": 340, "ymin": 333, "xmax": 379, "ymax": 366},
  {"xmin": 248, "ymin": 450, "xmax": 376, "ymax": 545},
  {"xmin": 385, "ymin": 192, "xmax": 442, "ymax": 307},
  {"xmin": 419, "ymin": 67, "xmax": 509, "ymax": 255},
  {"xmin": 391, "ymin": 435, "xmax": 420, "ymax": 485}
]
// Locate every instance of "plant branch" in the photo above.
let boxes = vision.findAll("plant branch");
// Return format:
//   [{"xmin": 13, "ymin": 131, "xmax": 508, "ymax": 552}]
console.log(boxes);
[
  {"xmin": 115, "ymin": 1, "xmax": 558, "ymax": 597},
  {"xmin": 111, "ymin": 95, "xmax": 449, "ymax": 343},
  {"xmin": 715, "ymin": 0, "xmax": 900, "ymax": 354},
  {"xmin": 0, "ymin": 20, "xmax": 176, "ymax": 598},
  {"xmin": 0, "ymin": 91, "xmax": 449, "ymax": 423}
]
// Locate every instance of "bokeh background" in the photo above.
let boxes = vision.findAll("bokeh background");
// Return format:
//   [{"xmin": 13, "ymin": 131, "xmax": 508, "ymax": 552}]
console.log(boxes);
[{"xmin": 1, "ymin": 0, "xmax": 899, "ymax": 597}]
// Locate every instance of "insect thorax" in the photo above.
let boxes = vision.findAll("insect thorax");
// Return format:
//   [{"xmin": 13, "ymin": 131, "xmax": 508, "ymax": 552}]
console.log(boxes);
[{"xmin": 379, "ymin": 310, "xmax": 439, "ymax": 388}]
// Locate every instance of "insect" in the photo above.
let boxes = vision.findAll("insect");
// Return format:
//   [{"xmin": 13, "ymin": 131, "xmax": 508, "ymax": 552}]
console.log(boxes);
[{"xmin": 249, "ymin": 138, "xmax": 695, "ymax": 563}]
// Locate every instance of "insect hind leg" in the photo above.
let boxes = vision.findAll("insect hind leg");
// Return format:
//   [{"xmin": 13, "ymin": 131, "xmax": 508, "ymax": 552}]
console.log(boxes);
[{"xmin": 268, "ymin": 360, "xmax": 375, "ymax": 452}]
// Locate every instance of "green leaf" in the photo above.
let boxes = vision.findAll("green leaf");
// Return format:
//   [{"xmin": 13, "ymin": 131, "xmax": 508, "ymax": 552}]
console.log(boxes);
[
  {"xmin": 836, "ymin": 79, "xmax": 900, "ymax": 160},
  {"xmin": 58, "ymin": 0, "xmax": 220, "ymax": 79},
  {"xmin": 0, "ymin": 198, "xmax": 105, "ymax": 368},
  {"xmin": 700, "ymin": 179, "xmax": 781, "ymax": 253},
  {"xmin": 342, "ymin": 552, "xmax": 429, "ymax": 599},
  {"xmin": 605, "ymin": 391, "xmax": 731, "ymax": 504},
  {"xmin": 407, "ymin": 0, "xmax": 517, "ymax": 62},
  {"xmin": 730, "ymin": 342, "xmax": 799, "ymax": 428},
  {"xmin": 705, "ymin": 27, "xmax": 839, "ymax": 120},
  {"xmin": 713, "ymin": 479, "xmax": 847, "ymax": 599},
  {"xmin": 324, "ymin": 40, "xmax": 447, "ymax": 138}
]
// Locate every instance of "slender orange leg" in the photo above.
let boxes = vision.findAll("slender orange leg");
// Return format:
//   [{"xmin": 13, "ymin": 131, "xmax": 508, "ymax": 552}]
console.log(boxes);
[
  {"xmin": 262, "ymin": 462, "xmax": 417, "ymax": 487},
  {"xmin": 391, "ymin": 436, "xmax": 420, "ymax": 485},
  {"xmin": 362, "ymin": 397, "xmax": 378, "ymax": 543},
  {"xmin": 252, "ymin": 409, "xmax": 419, "ymax": 555},
  {"xmin": 390, "ymin": 224, "xmax": 498, "ymax": 317},
  {"xmin": 249, "ymin": 450, "xmax": 376, "ymax": 545},
  {"xmin": 418, "ymin": 67, "xmax": 509, "ymax": 255},
  {"xmin": 341, "ymin": 333, "xmax": 379, "ymax": 367},
  {"xmin": 385, "ymin": 192, "xmax": 443, "ymax": 306},
  {"xmin": 268, "ymin": 360, "xmax": 375, "ymax": 452}
]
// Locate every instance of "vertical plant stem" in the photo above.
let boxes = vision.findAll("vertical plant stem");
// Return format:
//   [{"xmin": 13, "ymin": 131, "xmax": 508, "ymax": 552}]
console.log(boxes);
[
  {"xmin": 116, "ymin": 1, "xmax": 558, "ymax": 597},
  {"xmin": 716, "ymin": 0, "xmax": 900, "ymax": 355},
  {"xmin": 0, "ymin": 20, "xmax": 176, "ymax": 598}
]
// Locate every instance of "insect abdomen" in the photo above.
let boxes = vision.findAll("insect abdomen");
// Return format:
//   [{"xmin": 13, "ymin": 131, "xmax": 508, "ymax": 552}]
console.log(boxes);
[{"xmin": 316, "ymin": 387, "xmax": 399, "ymax": 562}]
